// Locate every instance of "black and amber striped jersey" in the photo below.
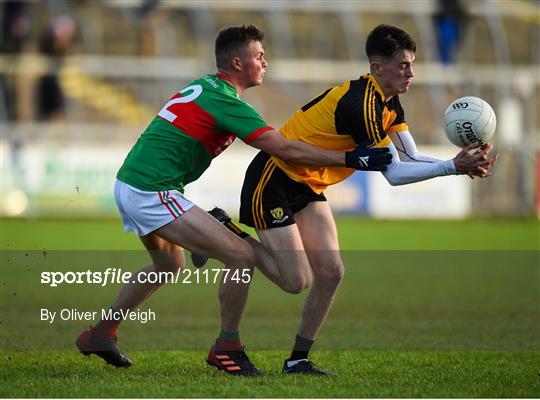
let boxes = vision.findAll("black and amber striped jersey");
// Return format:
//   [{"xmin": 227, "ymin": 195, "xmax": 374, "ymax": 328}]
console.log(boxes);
[{"xmin": 272, "ymin": 73, "xmax": 409, "ymax": 193}]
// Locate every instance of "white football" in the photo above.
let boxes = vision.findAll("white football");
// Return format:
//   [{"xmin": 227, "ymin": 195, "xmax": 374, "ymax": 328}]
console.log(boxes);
[{"xmin": 444, "ymin": 96, "xmax": 496, "ymax": 148}]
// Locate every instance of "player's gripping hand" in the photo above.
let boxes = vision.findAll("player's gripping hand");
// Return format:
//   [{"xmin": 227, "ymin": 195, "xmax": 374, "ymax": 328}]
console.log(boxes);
[
  {"xmin": 345, "ymin": 145, "xmax": 392, "ymax": 171},
  {"xmin": 453, "ymin": 142, "xmax": 498, "ymax": 178}
]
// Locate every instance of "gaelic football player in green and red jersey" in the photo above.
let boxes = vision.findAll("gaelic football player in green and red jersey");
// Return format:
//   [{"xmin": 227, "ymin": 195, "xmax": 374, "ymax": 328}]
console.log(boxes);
[{"xmin": 75, "ymin": 25, "xmax": 392, "ymax": 376}]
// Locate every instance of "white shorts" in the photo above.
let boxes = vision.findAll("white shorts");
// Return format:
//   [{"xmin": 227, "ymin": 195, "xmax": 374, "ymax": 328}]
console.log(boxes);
[{"xmin": 114, "ymin": 179, "xmax": 195, "ymax": 236}]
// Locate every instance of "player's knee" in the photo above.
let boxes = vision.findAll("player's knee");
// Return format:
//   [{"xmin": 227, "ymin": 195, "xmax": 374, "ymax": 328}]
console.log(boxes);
[
  {"xmin": 316, "ymin": 264, "xmax": 344, "ymax": 289},
  {"xmin": 283, "ymin": 283, "xmax": 304, "ymax": 295},
  {"xmin": 283, "ymin": 275, "xmax": 312, "ymax": 294},
  {"xmin": 226, "ymin": 241, "xmax": 255, "ymax": 268}
]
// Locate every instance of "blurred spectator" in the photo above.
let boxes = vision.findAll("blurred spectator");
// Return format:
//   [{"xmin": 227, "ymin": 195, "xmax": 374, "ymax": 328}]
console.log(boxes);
[
  {"xmin": 1, "ymin": 2, "xmax": 32, "ymax": 121},
  {"xmin": 433, "ymin": 0, "xmax": 469, "ymax": 64},
  {"xmin": 138, "ymin": 0, "xmax": 161, "ymax": 56},
  {"xmin": 36, "ymin": 15, "xmax": 76, "ymax": 121},
  {"xmin": 1, "ymin": 1, "xmax": 32, "ymax": 54}
]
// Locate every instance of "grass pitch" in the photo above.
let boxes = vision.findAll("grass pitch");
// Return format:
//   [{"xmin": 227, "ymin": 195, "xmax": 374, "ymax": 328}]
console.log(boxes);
[
  {"xmin": 1, "ymin": 217, "xmax": 539, "ymax": 398},
  {"xmin": 1, "ymin": 351, "xmax": 538, "ymax": 398}
]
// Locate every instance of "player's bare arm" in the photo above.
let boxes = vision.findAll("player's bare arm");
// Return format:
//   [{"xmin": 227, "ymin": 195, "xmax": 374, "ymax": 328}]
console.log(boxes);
[{"xmin": 250, "ymin": 129, "xmax": 392, "ymax": 171}]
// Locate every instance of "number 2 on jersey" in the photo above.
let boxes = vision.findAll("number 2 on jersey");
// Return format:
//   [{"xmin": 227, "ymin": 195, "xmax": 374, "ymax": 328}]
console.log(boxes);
[{"xmin": 158, "ymin": 84, "xmax": 203, "ymax": 123}]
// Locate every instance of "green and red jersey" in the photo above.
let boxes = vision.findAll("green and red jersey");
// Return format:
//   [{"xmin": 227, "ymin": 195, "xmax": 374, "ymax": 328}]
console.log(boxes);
[{"xmin": 117, "ymin": 73, "xmax": 272, "ymax": 192}]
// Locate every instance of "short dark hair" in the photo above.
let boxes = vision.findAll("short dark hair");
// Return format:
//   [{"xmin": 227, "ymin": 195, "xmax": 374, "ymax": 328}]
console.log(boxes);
[
  {"xmin": 215, "ymin": 25, "xmax": 264, "ymax": 69},
  {"xmin": 365, "ymin": 24, "xmax": 416, "ymax": 59}
]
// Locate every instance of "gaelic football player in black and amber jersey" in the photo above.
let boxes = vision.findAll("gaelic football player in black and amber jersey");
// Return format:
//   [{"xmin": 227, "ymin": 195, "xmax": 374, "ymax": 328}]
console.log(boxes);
[{"xmin": 198, "ymin": 24, "xmax": 497, "ymax": 375}]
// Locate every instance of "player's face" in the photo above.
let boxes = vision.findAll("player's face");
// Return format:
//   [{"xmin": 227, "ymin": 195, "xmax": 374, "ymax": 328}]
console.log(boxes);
[
  {"xmin": 240, "ymin": 41, "xmax": 268, "ymax": 87},
  {"xmin": 376, "ymin": 49, "xmax": 415, "ymax": 98}
]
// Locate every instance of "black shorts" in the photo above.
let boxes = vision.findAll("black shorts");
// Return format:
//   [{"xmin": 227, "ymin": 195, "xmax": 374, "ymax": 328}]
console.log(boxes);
[{"xmin": 239, "ymin": 151, "xmax": 326, "ymax": 229}]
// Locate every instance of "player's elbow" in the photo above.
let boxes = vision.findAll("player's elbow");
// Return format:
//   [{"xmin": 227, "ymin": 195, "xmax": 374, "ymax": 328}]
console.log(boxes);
[
  {"xmin": 382, "ymin": 172, "xmax": 405, "ymax": 186},
  {"xmin": 260, "ymin": 137, "xmax": 296, "ymax": 161},
  {"xmin": 273, "ymin": 144, "xmax": 296, "ymax": 162},
  {"xmin": 386, "ymin": 177, "xmax": 400, "ymax": 186},
  {"xmin": 387, "ymin": 178, "xmax": 406, "ymax": 186}
]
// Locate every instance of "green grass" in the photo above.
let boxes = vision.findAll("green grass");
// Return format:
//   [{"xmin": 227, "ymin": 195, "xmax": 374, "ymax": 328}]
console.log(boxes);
[
  {"xmin": 1, "ymin": 217, "xmax": 538, "ymax": 250},
  {"xmin": 1, "ymin": 217, "xmax": 539, "ymax": 397},
  {"xmin": 1, "ymin": 351, "xmax": 538, "ymax": 398}
]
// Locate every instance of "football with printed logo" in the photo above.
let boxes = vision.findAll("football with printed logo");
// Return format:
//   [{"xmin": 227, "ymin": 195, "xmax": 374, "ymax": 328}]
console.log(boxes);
[{"xmin": 444, "ymin": 96, "xmax": 496, "ymax": 148}]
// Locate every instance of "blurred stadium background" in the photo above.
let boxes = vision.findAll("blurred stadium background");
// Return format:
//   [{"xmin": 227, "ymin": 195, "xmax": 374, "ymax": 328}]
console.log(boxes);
[
  {"xmin": 1, "ymin": 0, "xmax": 539, "ymax": 220},
  {"xmin": 1, "ymin": 3, "xmax": 538, "ymax": 397}
]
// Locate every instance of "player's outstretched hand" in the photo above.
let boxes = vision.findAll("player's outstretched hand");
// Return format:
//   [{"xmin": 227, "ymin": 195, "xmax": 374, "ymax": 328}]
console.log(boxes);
[
  {"xmin": 453, "ymin": 142, "xmax": 499, "ymax": 178},
  {"xmin": 345, "ymin": 145, "xmax": 392, "ymax": 171}
]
